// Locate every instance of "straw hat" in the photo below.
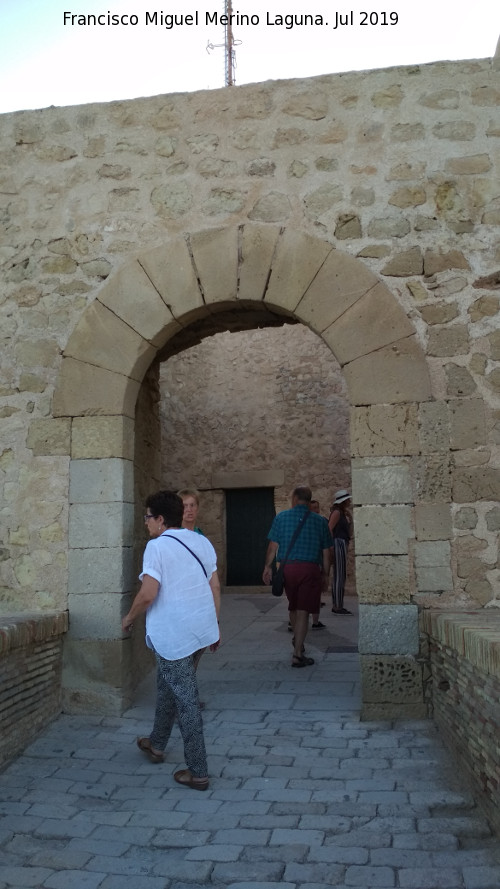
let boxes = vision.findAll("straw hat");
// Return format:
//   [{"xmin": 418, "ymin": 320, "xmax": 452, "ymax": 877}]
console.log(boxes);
[{"xmin": 333, "ymin": 489, "xmax": 350, "ymax": 505}]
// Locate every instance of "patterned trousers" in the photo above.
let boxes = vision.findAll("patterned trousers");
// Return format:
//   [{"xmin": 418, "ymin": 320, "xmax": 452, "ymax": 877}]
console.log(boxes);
[
  {"xmin": 331, "ymin": 538, "xmax": 349, "ymax": 610},
  {"xmin": 149, "ymin": 650, "xmax": 208, "ymax": 778}
]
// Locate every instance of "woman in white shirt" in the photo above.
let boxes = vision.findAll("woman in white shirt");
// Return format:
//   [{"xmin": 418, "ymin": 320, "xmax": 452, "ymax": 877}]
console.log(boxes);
[{"xmin": 122, "ymin": 490, "xmax": 220, "ymax": 791}]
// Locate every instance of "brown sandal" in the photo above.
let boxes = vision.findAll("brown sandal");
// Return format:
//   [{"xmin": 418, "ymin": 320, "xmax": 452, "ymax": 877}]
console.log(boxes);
[
  {"xmin": 174, "ymin": 768, "xmax": 209, "ymax": 791},
  {"xmin": 137, "ymin": 737, "xmax": 164, "ymax": 763}
]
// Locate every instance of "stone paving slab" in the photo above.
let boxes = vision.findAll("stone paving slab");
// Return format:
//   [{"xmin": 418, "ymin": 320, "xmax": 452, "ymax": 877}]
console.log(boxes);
[{"xmin": 1, "ymin": 594, "xmax": 499, "ymax": 889}]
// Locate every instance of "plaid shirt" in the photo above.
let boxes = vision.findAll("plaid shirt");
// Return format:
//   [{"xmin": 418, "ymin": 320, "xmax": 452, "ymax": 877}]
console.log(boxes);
[{"xmin": 268, "ymin": 504, "xmax": 333, "ymax": 564}]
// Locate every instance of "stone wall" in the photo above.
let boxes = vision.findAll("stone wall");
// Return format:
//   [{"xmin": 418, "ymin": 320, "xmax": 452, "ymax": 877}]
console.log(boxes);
[
  {"xmin": 422, "ymin": 611, "xmax": 500, "ymax": 836},
  {"xmin": 0, "ymin": 612, "xmax": 68, "ymax": 767},
  {"xmin": 0, "ymin": 54, "xmax": 499, "ymax": 713}
]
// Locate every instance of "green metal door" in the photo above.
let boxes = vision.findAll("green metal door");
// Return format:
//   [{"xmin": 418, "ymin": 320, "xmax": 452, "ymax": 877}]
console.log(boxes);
[{"xmin": 226, "ymin": 488, "xmax": 276, "ymax": 585}]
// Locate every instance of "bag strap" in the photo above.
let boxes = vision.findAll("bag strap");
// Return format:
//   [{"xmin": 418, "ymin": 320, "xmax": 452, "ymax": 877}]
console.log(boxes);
[
  {"xmin": 161, "ymin": 533, "xmax": 208, "ymax": 577},
  {"xmin": 279, "ymin": 509, "xmax": 310, "ymax": 569}
]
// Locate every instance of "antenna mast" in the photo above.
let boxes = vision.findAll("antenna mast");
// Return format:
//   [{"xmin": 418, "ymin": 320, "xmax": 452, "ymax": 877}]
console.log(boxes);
[{"xmin": 225, "ymin": 0, "xmax": 236, "ymax": 86}]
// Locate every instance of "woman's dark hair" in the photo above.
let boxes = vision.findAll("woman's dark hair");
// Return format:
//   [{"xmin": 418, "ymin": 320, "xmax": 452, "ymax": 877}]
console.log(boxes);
[{"xmin": 145, "ymin": 490, "xmax": 183, "ymax": 528}]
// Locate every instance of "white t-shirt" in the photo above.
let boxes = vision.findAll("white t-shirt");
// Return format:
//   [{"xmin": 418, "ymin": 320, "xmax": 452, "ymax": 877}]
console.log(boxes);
[{"xmin": 139, "ymin": 528, "xmax": 219, "ymax": 660}]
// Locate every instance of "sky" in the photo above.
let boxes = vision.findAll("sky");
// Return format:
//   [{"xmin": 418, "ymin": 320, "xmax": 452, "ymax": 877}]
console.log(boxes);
[{"xmin": 0, "ymin": 0, "xmax": 498, "ymax": 114}]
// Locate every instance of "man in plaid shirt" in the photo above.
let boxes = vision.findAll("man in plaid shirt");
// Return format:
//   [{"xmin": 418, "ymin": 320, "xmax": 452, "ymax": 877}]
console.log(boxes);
[{"xmin": 263, "ymin": 486, "xmax": 332, "ymax": 667}]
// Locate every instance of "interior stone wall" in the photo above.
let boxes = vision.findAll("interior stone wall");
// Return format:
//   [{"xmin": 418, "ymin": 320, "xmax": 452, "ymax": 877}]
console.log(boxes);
[
  {"xmin": 0, "ymin": 54, "xmax": 499, "ymax": 713},
  {"xmin": 159, "ymin": 324, "xmax": 351, "ymax": 582}
]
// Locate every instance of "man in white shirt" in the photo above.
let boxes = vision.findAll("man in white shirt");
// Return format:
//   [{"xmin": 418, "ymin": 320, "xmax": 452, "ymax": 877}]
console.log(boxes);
[{"xmin": 122, "ymin": 490, "xmax": 220, "ymax": 791}]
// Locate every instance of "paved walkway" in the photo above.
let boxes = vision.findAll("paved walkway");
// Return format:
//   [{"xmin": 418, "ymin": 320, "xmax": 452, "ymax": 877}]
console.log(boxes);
[{"xmin": 1, "ymin": 594, "xmax": 499, "ymax": 889}]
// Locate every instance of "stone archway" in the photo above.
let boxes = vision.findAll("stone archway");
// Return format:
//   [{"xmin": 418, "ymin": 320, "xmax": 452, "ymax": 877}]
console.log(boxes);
[{"xmin": 53, "ymin": 224, "xmax": 432, "ymax": 716}]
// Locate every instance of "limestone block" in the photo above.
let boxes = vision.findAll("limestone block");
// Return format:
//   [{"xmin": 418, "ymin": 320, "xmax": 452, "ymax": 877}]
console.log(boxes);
[
  {"xmin": 454, "ymin": 507, "xmax": 478, "ymax": 530},
  {"xmin": 351, "ymin": 404, "xmax": 420, "ymax": 456},
  {"xmin": 449, "ymin": 398, "xmax": 486, "ymax": 450},
  {"xmin": 70, "ymin": 458, "xmax": 134, "ymax": 504},
  {"xmin": 15, "ymin": 339, "xmax": 60, "ymax": 368},
  {"xmin": 445, "ymin": 155, "xmax": 491, "ymax": 175},
  {"xmin": 282, "ymin": 91, "xmax": 328, "ymax": 119},
  {"xmin": 420, "ymin": 302, "xmax": 459, "ymax": 325},
  {"xmin": 151, "ymin": 181, "xmax": 192, "ymax": 218},
  {"xmin": 424, "ymin": 250, "xmax": 470, "ymax": 275},
  {"xmin": 415, "ymin": 503, "xmax": 452, "ymax": 540},
  {"xmin": 381, "ymin": 248, "xmax": 424, "ymax": 277},
  {"xmin": 68, "ymin": 592, "xmax": 128, "ymax": 640},
  {"xmin": 303, "ymin": 184, "xmax": 342, "ymax": 218},
  {"xmin": 334, "ymin": 214, "xmax": 362, "ymax": 239},
  {"xmin": 388, "ymin": 187, "xmax": 426, "ymax": 208},
  {"xmin": 69, "ymin": 502, "xmax": 135, "ymax": 548},
  {"xmin": 238, "ymin": 224, "xmax": 281, "ymax": 302},
  {"xmin": 98, "ymin": 261, "xmax": 181, "ymax": 347},
  {"xmin": 53, "ymin": 358, "xmax": 140, "ymax": 419},
  {"xmin": 26, "ymin": 418, "xmax": 71, "ymax": 456},
  {"xmin": 469, "ymin": 296, "xmax": 500, "ymax": 322},
  {"xmin": 296, "ymin": 249, "xmax": 380, "ymax": 333},
  {"xmin": 354, "ymin": 505, "xmax": 414, "ymax": 555},
  {"xmin": 367, "ymin": 217, "xmax": 410, "ymax": 238},
  {"xmin": 445, "ymin": 364, "xmax": 477, "ymax": 397},
  {"xmin": 71, "ymin": 416, "xmax": 134, "ymax": 460},
  {"xmin": 203, "ymin": 188, "xmax": 246, "ymax": 216},
  {"xmin": 361, "ymin": 655, "xmax": 423, "ymax": 702},
  {"xmin": 356, "ymin": 555, "xmax": 411, "ymax": 604},
  {"xmin": 391, "ymin": 123, "xmax": 425, "ymax": 141},
  {"xmin": 453, "ymin": 467, "xmax": 500, "ymax": 503},
  {"xmin": 248, "ymin": 192, "xmax": 292, "ymax": 223},
  {"xmin": 64, "ymin": 300, "xmax": 155, "ymax": 383},
  {"xmin": 414, "ymin": 455, "xmax": 452, "ymax": 501},
  {"xmin": 264, "ymin": 229, "xmax": 332, "ymax": 313},
  {"xmin": 427, "ymin": 325, "xmax": 469, "ymax": 357},
  {"xmin": 432, "ymin": 121, "xmax": 475, "ymax": 140},
  {"xmin": 419, "ymin": 89, "xmax": 459, "ymax": 109},
  {"xmin": 62, "ymin": 638, "xmax": 132, "ymax": 714},
  {"xmin": 352, "ymin": 457, "xmax": 412, "ymax": 505},
  {"xmin": 123, "ymin": 239, "xmax": 203, "ymax": 323},
  {"xmin": 361, "ymin": 700, "xmax": 427, "ymax": 719},
  {"xmin": 322, "ymin": 282, "xmax": 414, "ymax": 365},
  {"xmin": 344, "ymin": 337, "xmax": 432, "ymax": 406},
  {"xmin": 358, "ymin": 604, "xmax": 420, "ymax": 655},
  {"xmin": 486, "ymin": 507, "xmax": 500, "ymax": 532},
  {"xmin": 415, "ymin": 540, "xmax": 453, "ymax": 591},
  {"xmin": 418, "ymin": 402, "xmax": 450, "ymax": 454},
  {"xmin": 189, "ymin": 227, "xmax": 239, "ymax": 304}
]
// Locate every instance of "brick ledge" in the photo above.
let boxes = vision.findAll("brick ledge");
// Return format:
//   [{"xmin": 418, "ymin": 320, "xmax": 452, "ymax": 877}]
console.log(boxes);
[
  {"xmin": 0, "ymin": 611, "xmax": 68, "ymax": 657},
  {"xmin": 421, "ymin": 609, "xmax": 500, "ymax": 679}
]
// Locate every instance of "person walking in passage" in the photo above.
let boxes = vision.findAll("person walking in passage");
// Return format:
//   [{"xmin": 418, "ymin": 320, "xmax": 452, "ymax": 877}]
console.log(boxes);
[
  {"xmin": 309, "ymin": 499, "xmax": 330, "ymax": 630},
  {"xmin": 121, "ymin": 490, "xmax": 220, "ymax": 791},
  {"xmin": 262, "ymin": 485, "xmax": 332, "ymax": 667},
  {"xmin": 329, "ymin": 489, "xmax": 352, "ymax": 615}
]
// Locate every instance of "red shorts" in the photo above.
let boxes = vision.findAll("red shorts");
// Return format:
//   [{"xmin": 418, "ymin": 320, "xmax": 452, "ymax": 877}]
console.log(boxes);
[{"xmin": 283, "ymin": 561, "xmax": 322, "ymax": 614}]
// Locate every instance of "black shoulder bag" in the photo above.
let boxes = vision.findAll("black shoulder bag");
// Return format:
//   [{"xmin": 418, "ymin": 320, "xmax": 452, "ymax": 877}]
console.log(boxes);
[{"xmin": 271, "ymin": 510, "xmax": 310, "ymax": 597}]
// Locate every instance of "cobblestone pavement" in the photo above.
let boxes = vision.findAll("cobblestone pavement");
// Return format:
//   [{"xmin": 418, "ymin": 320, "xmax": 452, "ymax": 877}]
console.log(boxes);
[{"xmin": 1, "ymin": 594, "xmax": 499, "ymax": 889}]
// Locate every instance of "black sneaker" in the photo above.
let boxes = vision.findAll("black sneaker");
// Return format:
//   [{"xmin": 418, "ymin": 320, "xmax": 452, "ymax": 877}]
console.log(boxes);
[{"xmin": 311, "ymin": 621, "xmax": 326, "ymax": 629}]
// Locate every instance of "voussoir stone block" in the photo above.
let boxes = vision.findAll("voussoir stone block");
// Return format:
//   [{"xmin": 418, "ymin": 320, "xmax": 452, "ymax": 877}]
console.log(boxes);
[
  {"xmin": 356, "ymin": 554, "xmax": 411, "ymax": 604},
  {"xmin": 358, "ymin": 604, "xmax": 420, "ymax": 655},
  {"xmin": 98, "ymin": 260, "xmax": 181, "ymax": 347},
  {"xmin": 354, "ymin": 505, "xmax": 414, "ymax": 555},
  {"xmin": 296, "ymin": 248, "xmax": 379, "ymax": 333},
  {"xmin": 322, "ymin": 282, "xmax": 414, "ymax": 365},
  {"xmin": 264, "ymin": 229, "xmax": 332, "ymax": 312},
  {"xmin": 344, "ymin": 336, "xmax": 431, "ymax": 405},
  {"xmin": 71, "ymin": 416, "xmax": 134, "ymax": 460},
  {"xmin": 69, "ymin": 502, "xmax": 135, "ymax": 548},
  {"xmin": 189, "ymin": 227, "xmax": 239, "ymax": 304},
  {"xmin": 64, "ymin": 299, "xmax": 155, "ymax": 382},
  {"xmin": 26, "ymin": 418, "xmax": 71, "ymax": 456},
  {"xmin": 350, "ymin": 404, "xmax": 420, "ymax": 456},
  {"xmin": 69, "ymin": 546, "xmax": 134, "ymax": 595},
  {"xmin": 138, "ymin": 238, "xmax": 203, "ymax": 318},
  {"xmin": 69, "ymin": 458, "xmax": 134, "ymax": 504},
  {"xmin": 53, "ymin": 358, "xmax": 140, "ymax": 419},
  {"xmin": 352, "ymin": 457, "xmax": 412, "ymax": 505},
  {"xmin": 238, "ymin": 224, "xmax": 281, "ymax": 302},
  {"xmin": 361, "ymin": 655, "xmax": 423, "ymax": 702}
]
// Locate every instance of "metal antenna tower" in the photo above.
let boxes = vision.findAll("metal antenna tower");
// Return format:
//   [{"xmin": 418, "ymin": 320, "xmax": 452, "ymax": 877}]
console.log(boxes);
[{"xmin": 206, "ymin": 0, "xmax": 241, "ymax": 87}]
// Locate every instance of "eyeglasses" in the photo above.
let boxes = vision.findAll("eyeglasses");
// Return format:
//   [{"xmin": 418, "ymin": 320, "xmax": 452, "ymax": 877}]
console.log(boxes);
[{"xmin": 144, "ymin": 514, "xmax": 156, "ymax": 522}]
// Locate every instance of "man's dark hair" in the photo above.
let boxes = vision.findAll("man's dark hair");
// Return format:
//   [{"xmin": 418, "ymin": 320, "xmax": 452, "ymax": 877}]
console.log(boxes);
[
  {"xmin": 293, "ymin": 485, "xmax": 312, "ymax": 503},
  {"xmin": 145, "ymin": 490, "xmax": 183, "ymax": 528}
]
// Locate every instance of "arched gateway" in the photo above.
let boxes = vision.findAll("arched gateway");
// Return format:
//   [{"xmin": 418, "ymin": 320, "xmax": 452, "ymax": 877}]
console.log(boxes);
[{"xmin": 54, "ymin": 224, "xmax": 433, "ymax": 717}]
